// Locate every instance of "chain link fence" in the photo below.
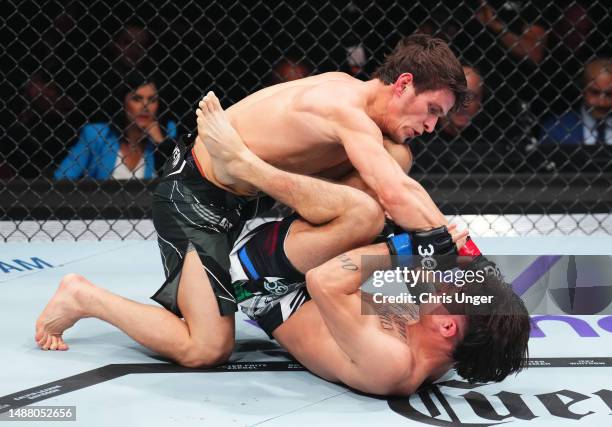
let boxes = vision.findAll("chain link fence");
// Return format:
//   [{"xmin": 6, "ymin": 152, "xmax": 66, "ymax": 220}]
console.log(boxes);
[{"xmin": 2, "ymin": 0, "xmax": 611, "ymax": 241}]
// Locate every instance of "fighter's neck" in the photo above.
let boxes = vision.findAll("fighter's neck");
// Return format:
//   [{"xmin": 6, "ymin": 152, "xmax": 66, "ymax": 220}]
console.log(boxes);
[
  {"xmin": 407, "ymin": 322, "xmax": 454, "ymax": 370},
  {"xmin": 363, "ymin": 79, "xmax": 393, "ymax": 130}
]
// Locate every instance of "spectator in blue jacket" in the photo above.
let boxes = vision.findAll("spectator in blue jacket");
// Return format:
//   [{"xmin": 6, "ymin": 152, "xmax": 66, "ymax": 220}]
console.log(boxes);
[
  {"xmin": 539, "ymin": 58, "xmax": 611, "ymax": 145},
  {"xmin": 55, "ymin": 70, "xmax": 177, "ymax": 180}
]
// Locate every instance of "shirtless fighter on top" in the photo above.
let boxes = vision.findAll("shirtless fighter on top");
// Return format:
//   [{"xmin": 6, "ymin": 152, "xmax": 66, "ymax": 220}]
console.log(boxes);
[{"xmin": 35, "ymin": 35, "xmax": 486, "ymax": 375}]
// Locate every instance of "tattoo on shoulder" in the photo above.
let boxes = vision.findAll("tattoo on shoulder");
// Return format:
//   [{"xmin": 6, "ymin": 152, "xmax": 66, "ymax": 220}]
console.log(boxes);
[{"xmin": 337, "ymin": 253, "xmax": 359, "ymax": 271}]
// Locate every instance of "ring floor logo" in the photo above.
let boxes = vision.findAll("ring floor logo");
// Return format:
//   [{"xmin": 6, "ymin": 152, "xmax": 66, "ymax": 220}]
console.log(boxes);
[
  {"xmin": 530, "ymin": 315, "xmax": 612, "ymax": 337},
  {"xmin": 0, "ymin": 257, "xmax": 54, "ymax": 274},
  {"xmin": 510, "ymin": 255, "xmax": 612, "ymax": 315},
  {"xmin": 389, "ymin": 379, "xmax": 612, "ymax": 426}
]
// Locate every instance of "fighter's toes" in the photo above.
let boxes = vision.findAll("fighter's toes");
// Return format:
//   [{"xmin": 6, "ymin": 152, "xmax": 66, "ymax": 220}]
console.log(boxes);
[
  {"xmin": 204, "ymin": 91, "xmax": 222, "ymax": 112},
  {"xmin": 35, "ymin": 326, "xmax": 44, "ymax": 343},
  {"xmin": 200, "ymin": 95, "xmax": 214, "ymax": 114},
  {"xmin": 58, "ymin": 338, "xmax": 69, "ymax": 351},
  {"xmin": 36, "ymin": 332, "xmax": 47, "ymax": 348},
  {"xmin": 50, "ymin": 335, "xmax": 59, "ymax": 351},
  {"xmin": 41, "ymin": 334, "xmax": 53, "ymax": 351}
]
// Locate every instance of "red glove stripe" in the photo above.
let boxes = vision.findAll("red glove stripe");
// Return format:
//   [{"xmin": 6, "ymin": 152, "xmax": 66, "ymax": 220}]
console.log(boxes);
[{"xmin": 458, "ymin": 237, "xmax": 482, "ymax": 257}]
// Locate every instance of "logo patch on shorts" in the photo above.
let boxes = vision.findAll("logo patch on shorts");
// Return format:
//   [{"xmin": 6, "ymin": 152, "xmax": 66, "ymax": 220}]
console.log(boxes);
[
  {"xmin": 263, "ymin": 277, "xmax": 290, "ymax": 296},
  {"xmin": 171, "ymin": 146, "xmax": 181, "ymax": 167}
]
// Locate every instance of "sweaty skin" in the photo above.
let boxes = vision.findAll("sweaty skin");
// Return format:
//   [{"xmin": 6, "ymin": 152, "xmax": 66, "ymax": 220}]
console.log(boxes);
[{"xmin": 194, "ymin": 72, "xmax": 455, "ymax": 230}]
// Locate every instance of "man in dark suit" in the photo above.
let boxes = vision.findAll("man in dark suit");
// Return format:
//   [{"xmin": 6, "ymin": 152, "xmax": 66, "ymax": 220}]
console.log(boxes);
[{"xmin": 539, "ymin": 58, "xmax": 611, "ymax": 146}]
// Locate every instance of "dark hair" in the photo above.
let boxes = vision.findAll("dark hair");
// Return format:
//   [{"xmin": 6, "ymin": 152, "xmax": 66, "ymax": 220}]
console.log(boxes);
[
  {"xmin": 372, "ymin": 34, "xmax": 469, "ymax": 112},
  {"xmin": 109, "ymin": 64, "xmax": 165, "ymax": 135},
  {"xmin": 451, "ymin": 275, "xmax": 531, "ymax": 383}
]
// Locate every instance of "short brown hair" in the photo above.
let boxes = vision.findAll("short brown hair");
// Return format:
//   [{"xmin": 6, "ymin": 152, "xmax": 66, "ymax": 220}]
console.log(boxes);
[{"xmin": 373, "ymin": 34, "xmax": 469, "ymax": 112}]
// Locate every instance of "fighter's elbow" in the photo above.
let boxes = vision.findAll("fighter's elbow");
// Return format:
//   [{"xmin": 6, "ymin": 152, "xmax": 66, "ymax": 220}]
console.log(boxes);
[
  {"xmin": 305, "ymin": 267, "xmax": 328, "ymax": 296},
  {"xmin": 307, "ymin": 264, "xmax": 348, "ymax": 298}
]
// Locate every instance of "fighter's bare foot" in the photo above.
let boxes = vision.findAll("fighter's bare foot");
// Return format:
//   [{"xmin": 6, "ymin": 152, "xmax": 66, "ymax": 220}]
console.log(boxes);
[
  {"xmin": 195, "ymin": 91, "xmax": 254, "ymax": 186},
  {"xmin": 35, "ymin": 274, "xmax": 92, "ymax": 351}
]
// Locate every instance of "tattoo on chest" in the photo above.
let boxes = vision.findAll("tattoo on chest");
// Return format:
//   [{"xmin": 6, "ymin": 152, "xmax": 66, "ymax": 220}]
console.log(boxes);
[
  {"xmin": 374, "ymin": 302, "xmax": 420, "ymax": 342},
  {"xmin": 337, "ymin": 253, "xmax": 358, "ymax": 271}
]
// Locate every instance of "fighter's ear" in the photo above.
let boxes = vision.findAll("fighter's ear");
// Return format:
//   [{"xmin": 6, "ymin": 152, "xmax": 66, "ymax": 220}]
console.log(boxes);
[
  {"xmin": 394, "ymin": 73, "xmax": 413, "ymax": 96},
  {"xmin": 437, "ymin": 316, "xmax": 458, "ymax": 338}
]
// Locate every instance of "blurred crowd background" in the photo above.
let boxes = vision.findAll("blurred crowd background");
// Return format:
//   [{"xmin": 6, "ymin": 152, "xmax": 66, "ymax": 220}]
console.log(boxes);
[{"xmin": 1, "ymin": 0, "xmax": 611, "ymax": 237}]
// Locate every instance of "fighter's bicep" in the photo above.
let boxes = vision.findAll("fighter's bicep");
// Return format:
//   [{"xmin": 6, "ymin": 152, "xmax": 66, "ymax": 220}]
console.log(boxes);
[
  {"xmin": 340, "ymin": 135, "xmax": 408, "ymax": 206},
  {"xmin": 332, "ymin": 109, "xmax": 405, "ymax": 176},
  {"xmin": 307, "ymin": 280, "xmax": 372, "ymax": 352}
]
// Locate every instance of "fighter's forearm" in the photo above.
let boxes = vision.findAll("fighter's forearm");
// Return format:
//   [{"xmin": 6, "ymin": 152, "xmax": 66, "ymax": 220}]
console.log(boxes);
[
  {"xmin": 380, "ymin": 176, "xmax": 448, "ymax": 231},
  {"xmin": 342, "ymin": 135, "xmax": 442, "ymax": 230},
  {"xmin": 339, "ymin": 172, "xmax": 444, "ymax": 230},
  {"xmin": 307, "ymin": 242, "xmax": 391, "ymax": 297}
]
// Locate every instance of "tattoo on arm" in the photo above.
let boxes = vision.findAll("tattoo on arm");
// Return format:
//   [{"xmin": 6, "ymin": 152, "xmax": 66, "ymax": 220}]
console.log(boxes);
[{"xmin": 337, "ymin": 253, "xmax": 359, "ymax": 271}]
